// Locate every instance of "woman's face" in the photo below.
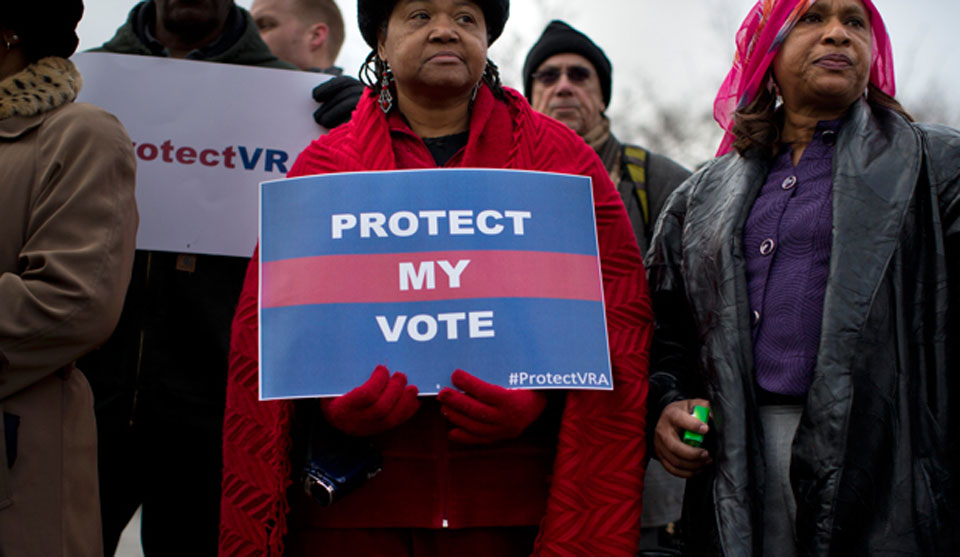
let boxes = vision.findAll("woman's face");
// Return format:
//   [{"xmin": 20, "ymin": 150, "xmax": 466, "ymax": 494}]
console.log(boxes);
[
  {"xmin": 378, "ymin": 0, "xmax": 488, "ymax": 101},
  {"xmin": 773, "ymin": 0, "xmax": 872, "ymax": 114},
  {"xmin": 0, "ymin": 26, "xmax": 27, "ymax": 80}
]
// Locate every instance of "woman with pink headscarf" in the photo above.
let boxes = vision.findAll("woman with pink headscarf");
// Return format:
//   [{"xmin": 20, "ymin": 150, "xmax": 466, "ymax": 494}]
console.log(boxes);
[{"xmin": 645, "ymin": 0, "xmax": 959, "ymax": 555}]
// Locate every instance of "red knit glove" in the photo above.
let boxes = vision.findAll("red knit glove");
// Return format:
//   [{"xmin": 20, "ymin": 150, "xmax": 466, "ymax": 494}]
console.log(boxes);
[
  {"xmin": 320, "ymin": 365, "xmax": 420, "ymax": 436},
  {"xmin": 437, "ymin": 369, "xmax": 548, "ymax": 445}
]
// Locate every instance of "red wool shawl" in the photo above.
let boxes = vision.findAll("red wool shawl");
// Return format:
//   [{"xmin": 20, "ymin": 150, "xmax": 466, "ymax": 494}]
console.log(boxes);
[{"xmin": 219, "ymin": 85, "xmax": 653, "ymax": 556}]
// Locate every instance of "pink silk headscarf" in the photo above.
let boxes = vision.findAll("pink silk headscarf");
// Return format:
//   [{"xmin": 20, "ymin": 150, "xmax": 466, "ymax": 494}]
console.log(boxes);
[{"xmin": 713, "ymin": 0, "xmax": 896, "ymax": 157}]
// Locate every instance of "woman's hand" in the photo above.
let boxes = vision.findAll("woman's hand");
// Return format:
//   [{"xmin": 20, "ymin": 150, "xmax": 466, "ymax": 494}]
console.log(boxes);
[
  {"xmin": 320, "ymin": 365, "xmax": 420, "ymax": 436},
  {"xmin": 655, "ymin": 398, "xmax": 713, "ymax": 478},
  {"xmin": 437, "ymin": 369, "xmax": 548, "ymax": 445}
]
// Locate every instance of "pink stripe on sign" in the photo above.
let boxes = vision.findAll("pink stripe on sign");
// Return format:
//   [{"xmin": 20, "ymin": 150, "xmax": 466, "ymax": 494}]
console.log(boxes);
[{"xmin": 261, "ymin": 250, "xmax": 602, "ymax": 308}]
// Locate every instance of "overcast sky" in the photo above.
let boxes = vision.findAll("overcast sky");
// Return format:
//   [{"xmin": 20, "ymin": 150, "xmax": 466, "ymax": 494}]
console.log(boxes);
[{"xmin": 77, "ymin": 0, "xmax": 959, "ymax": 162}]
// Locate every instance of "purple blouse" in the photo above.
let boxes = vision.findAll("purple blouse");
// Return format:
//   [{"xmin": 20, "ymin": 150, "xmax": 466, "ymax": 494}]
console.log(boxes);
[{"xmin": 743, "ymin": 120, "xmax": 841, "ymax": 397}]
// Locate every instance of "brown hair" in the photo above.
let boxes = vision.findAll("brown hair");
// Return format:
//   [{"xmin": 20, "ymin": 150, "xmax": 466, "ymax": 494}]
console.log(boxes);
[{"xmin": 731, "ymin": 75, "xmax": 914, "ymax": 159}]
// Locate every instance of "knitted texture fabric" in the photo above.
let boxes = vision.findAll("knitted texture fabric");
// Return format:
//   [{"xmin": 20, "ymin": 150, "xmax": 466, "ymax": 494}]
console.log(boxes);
[{"xmin": 219, "ymin": 84, "xmax": 653, "ymax": 556}]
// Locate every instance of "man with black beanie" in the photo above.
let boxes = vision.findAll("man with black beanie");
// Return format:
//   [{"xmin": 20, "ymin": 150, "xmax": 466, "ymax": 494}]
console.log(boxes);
[
  {"xmin": 523, "ymin": 20, "xmax": 689, "ymax": 257},
  {"xmin": 523, "ymin": 20, "xmax": 690, "ymax": 554}
]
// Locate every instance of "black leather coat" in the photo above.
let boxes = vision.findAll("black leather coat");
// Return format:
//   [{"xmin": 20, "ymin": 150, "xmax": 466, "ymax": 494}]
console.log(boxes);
[{"xmin": 646, "ymin": 100, "xmax": 960, "ymax": 556}]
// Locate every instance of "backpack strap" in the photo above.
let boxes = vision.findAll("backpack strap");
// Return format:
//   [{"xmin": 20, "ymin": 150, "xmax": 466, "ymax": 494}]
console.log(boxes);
[{"xmin": 623, "ymin": 145, "xmax": 650, "ymax": 227}]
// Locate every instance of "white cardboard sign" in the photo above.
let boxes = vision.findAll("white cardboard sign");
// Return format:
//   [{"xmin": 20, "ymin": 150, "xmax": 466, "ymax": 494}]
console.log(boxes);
[{"xmin": 73, "ymin": 52, "xmax": 329, "ymax": 258}]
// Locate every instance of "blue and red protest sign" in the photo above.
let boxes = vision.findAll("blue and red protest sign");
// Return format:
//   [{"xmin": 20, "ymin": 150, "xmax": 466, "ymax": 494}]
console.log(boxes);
[{"xmin": 258, "ymin": 169, "xmax": 613, "ymax": 399}]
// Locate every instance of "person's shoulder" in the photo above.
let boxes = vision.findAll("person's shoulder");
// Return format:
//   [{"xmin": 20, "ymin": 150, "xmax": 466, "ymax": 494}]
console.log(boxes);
[
  {"xmin": 289, "ymin": 123, "xmax": 356, "ymax": 177},
  {"xmin": 90, "ymin": 2, "xmax": 146, "ymax": 55},
  {"xmin": 668, "ymin": 153, "xmax": 741, "ymax": 201},
  {"xmin": 43, "ymin": 102, "xmax": 128, "ymax": 141},
  {"xmin": 622, "ymin": 143, "xmax": 691, "ymax": 184},
  {"xmin": 497, "ymin": 88, "xmax": 597, "ymax": 169},
  {"xmin": 45, "ymin": 101, "xmax": 113, "ymax": 123},
  {"xmin": 646, "ymin": 151, "xmax": 691, "ymax": 179},
  {"xmin": 311, "ymin": 122, "xmax": 354, "ymax": 153},
  {"xmin": 914, "ymin": 122, "xmax": 960, "ymax": 187},
  {"xmin": 695, "ymin": 152, "xmax": 741, "ymax": 180},
  {"xmin": 914, "ymin": 122, "xmax": 960, "ymax": 150},
  {"xmin": 33, "ymin": 104, "xmax": 134, "ymax": 178}
]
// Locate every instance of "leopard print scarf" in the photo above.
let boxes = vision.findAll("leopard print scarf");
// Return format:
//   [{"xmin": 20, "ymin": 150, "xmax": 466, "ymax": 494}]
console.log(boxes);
[{"xmin": 0, "ymin": 57, "xmax": 82, "ymax": 121}]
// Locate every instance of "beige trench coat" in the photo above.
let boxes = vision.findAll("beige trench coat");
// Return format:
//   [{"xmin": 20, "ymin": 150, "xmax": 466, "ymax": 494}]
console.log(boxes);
[{"xmin": 0, "ymin": 101, "xmax": 137, "ymax": 556}]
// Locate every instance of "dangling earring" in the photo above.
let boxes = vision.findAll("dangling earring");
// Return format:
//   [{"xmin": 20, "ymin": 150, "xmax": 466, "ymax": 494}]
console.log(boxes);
[
  {"xmin": 471, "ymin": 80, "xmax": 480, "ymax": 101},
  {"xmin": 379, "ymin": 62, "xmax": 395, "ymax": 114},
  {"xmin": 3, "ymin": 34, "xmax": 18, "ymax": 50}
]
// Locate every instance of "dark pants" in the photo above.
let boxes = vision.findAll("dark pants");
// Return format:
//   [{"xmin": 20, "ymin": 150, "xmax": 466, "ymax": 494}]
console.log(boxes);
[
  {"xmin": 98, "ymin": 411, "xmax": 223, "ymax": 556},
  {"xmin": 286, "ymin": 526, "xmax": 540, "ymax": 557}
]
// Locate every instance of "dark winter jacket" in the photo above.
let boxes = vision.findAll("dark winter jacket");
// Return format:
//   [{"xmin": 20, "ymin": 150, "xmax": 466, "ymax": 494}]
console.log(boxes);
[
  {"xmin": 80, "ymin": 1, "xmax": 293, "ymax": 431},
  {"xmin": 646, "ymin": 99, "xmax": 960, "ymax": 556},
  {"xmin": 92, "ymin": 0, "xmax": 292, "ymax": 69},
  {"xmin": 593, "ymin": 133, "xmax": 691, "ymax": 256}
]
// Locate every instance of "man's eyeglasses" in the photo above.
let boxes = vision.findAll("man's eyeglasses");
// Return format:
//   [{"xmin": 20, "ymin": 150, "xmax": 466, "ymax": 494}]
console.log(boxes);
[{"xmin": 531, "ymin": 66, "xmax": 592, "ymax": 86}]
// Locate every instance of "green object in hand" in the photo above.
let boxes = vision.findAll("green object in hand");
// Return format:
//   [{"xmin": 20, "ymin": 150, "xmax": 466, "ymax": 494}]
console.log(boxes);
[{"xmin": 682, "ymin": 405, "xmax": 710, "ymax": 448}]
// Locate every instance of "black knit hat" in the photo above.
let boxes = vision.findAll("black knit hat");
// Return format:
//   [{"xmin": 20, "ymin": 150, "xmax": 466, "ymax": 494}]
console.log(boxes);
[
  {"xmin": 1, "ymin": 0, "xmax": 84, "ymax": 62},
  {"xmin": 358, "ymin": 0, "xmax": 509, "ymax": 49},
  {"xmin": 522, "ymin": 20, "xmax": 612, "ymax": 107}
]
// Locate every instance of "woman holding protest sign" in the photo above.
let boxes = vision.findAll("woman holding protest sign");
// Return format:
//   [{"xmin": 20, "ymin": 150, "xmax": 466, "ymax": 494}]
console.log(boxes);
[
  {"xmin": 220, "ymin": 0, "xmax": 652, "ymax": 555},
  {"xmin": 647, "ymin": 0, "xmax": 959, "ymax": 554},
  {"xmin": 0, "ymin": 1, "xmax": 138, "ymax": 555}
]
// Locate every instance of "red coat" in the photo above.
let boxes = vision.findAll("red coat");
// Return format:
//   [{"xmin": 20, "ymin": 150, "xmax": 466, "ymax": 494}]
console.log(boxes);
[{"xmin": 219, "ymin": 85, "xmax": 653, "ymax": 556}]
